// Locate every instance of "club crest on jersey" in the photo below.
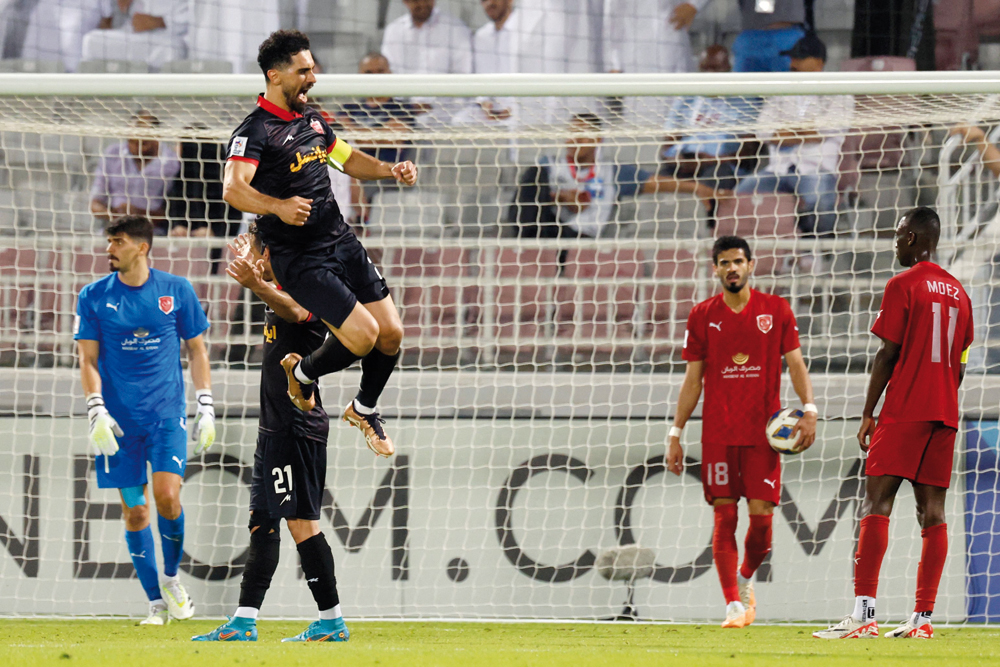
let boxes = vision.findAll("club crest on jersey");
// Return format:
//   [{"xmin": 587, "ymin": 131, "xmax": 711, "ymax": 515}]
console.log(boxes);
[
  {"xmin": 310, "ymin": 118, "xmax": 324, "ymax": 134},
  {"xmin": 159, "ymin": 296, "xmax": 174, "ymax": 314},
  {"xmin": 757, "ymin": 314, "xmax": 773, "ymax": 333}
]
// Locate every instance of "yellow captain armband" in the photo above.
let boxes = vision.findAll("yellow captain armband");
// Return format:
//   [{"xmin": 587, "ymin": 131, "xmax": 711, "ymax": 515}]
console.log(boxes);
[
  {"xmin": 327, "ymin": 139, "xmax": 353, "ymax": 171},
  {"xmin": 961, "ymin": 347, "xmax": 970, "ymax": 364}
]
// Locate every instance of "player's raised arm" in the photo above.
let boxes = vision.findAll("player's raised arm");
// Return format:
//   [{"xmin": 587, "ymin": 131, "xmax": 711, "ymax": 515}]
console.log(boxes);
[
  {"xmin": 783, "ymin": 347, "xmax": 818, "ymax": 452},
  {"xmin": 222, "ymin": 159, "xmax": 313, "ymax": 227},
  {"xmin": 857, "ymin": 337, "xmax": 901, "ymax": 451},
  {"xmin": 225, "ymin": 233, "xmax": 311, "ymax": 324},
  {"xmin": 338, "ymin": 147, "xmax": 417, "ymax": 186},
  {"xmin": 667, "ymin": 360, "xmax": 704, "ymax": 476}
]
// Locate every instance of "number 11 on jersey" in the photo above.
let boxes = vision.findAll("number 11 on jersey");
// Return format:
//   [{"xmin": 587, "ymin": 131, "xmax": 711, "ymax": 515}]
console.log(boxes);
[{"xmin": 930, "ymin": 302, "xmax": 959, "ymax": 365}]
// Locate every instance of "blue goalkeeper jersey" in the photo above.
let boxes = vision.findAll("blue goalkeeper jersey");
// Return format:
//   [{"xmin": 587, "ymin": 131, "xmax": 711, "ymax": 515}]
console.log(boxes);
[{"xmin": 74, "ymin": 269, "xmax": 209, "ymax": 427}]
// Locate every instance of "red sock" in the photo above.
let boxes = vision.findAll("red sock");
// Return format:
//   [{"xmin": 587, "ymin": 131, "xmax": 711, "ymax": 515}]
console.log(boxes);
[
  {"xmin": 854, "ymin": 514, "xmax": 890, "ymax": 598},
  {"xmin": 713, "ymin": 504, "xmax": 740, "ymax": 603},
  {"xmin": 739, "ymin": 514, "xmax": 773, "ymax": 580},
  {"xmin": 915, "ymin": 523, "xmax": 948, "ymax": 613}
]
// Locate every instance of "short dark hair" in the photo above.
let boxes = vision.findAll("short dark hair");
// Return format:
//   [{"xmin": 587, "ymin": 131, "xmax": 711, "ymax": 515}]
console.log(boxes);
[
  {"xmin": 571, "ymin": 112, "xmax": 603, "ymax": 130},
  {"xmin": 902, "ymin": 206, "xmax": 941, "ymax": 246},
  {"xmin": 106, "ymin": 215, "xmax": 154, "ymax": 252},
  {"xmin": 712, "ymin": 235, "xmax": 752, "ymax": 264},
  {"xmin": 258, "ymin": 30, "xmax": 311, "ymax": 80},
  {"xmin": 247, "ymin": 221, "xmax": 263, "ymax": 252}
]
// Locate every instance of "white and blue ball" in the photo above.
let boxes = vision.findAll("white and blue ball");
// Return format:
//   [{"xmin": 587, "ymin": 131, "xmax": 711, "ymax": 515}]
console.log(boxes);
[{"xmin": 766, "ymin": 407, "xmax": 804, "ymax": 454}]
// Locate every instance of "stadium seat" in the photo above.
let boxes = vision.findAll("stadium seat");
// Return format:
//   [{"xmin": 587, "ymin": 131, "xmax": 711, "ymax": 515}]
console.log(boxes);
[
  {"xmin": 0, "ymin": 247, "xmax": 38, "ymax": 336},
  {"xmin": 77, "ymin": 60, "xmax": 150, "ymax": 74},
  {"xmin": 156, "ymin": 243, "xmax": 213, "ymax": 300},
  {"xmin": 647, "ymin": 248, "xmax": 700, "ymax": 362},
  {"xmin": 159, "ymin": 60, "xmax": 234, "ymax": 74},
  {"xmin": 625, "ymin": 192, "xmax": 708, "ymax": 239},
  {"xmin": 555, "ymin": 247, "xmax": 646, "ymax": 361},
  {"xmin": 367, "ymin": 189, "xmax": 445, "ymax": 239},
  {"xmin": 490, "ymin": 246, "xmax": 560, "ymax": 360},
  {"xmin": 714, "ymin": 194, "xmax": 798, "ymax": 277},
  {"xmin": 0, "ymin": 59, "xmax": 64, "ymax": 73}
]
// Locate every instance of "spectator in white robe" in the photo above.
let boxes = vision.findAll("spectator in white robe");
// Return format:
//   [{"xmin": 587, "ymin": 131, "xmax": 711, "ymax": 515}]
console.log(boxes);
[{"xmin": 81, "ymin": 0, "xmax": 189, "ymax": 70}]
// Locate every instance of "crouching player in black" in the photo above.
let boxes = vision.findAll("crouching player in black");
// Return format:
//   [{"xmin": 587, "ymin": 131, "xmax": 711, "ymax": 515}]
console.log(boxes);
[{"xmin": 193, "ymin": 225, "xmax": 347, "ymax": 643}]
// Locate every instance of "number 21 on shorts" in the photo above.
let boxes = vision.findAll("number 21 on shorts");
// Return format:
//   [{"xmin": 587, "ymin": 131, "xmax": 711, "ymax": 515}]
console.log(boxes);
[
  {"xmin": 272, "ymin": 464, "xmax": 293, "ymax": 494},
  {"xmin": 707, "ymin": 462, "xmax": 729, "ymax": 486}
]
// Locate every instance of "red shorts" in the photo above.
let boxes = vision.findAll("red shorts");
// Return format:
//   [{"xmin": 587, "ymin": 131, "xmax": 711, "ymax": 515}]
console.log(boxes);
[
  {"xmin": 701, "ymin": 444, "xmax": 781, "ymax": 506},
  {"xmin": 867, "ymin": 420, "xmax": 957, "ymax": 488}
]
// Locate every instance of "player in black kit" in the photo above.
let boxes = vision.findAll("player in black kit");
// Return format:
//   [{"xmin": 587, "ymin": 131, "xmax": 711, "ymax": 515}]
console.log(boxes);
[
  {"xmin": 193, "ymin": 225, "xmax": 348, "ymax": 643},
  {"xmin": 223, "ymin": 29, "xmax": 415, "ymax": 459}
]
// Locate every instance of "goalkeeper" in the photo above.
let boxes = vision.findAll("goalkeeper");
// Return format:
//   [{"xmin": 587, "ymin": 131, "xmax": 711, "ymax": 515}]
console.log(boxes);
[{"xmin": 74, "ymin": 215, "xmax": 214, "ymax": 626}]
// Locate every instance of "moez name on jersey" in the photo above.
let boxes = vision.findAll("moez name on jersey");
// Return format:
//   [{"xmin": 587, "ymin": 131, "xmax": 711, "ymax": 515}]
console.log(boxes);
[{"xmin": 926, "ymin": 280, "xmax": 961, "ymax": 301}]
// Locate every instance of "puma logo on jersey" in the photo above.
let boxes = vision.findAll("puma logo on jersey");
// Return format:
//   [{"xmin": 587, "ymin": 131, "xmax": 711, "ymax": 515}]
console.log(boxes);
[
  {"xmin": 172, "ymin": 456, "xmax": 184, "ymax": 469},
  {"xmin": 283, "ymin": 133, "xmax": 295, "ymax": 144},
  {"xmin": 709, "ymin": 322, "xmax": 722, "ymax": 331},
  {"xmin": 129, "ymin": 551, "xmax": 146, "ymax": 559},
  {"xmin": 106, "ymin": 303, "xmax": 119, "ymax": 312},
  {"xmin": 763, "ymin": 478, "xmax": 776, "ymax": 489}
]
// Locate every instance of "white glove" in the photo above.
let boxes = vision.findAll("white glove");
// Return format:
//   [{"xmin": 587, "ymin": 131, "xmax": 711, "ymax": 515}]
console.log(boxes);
[
  {"xmin": 192, "ymin": 389, "xmax": 216, "ymax": 455},
  {"xmin": 87, "ymin": 393, "xmax": 123, "ymax": 472}
]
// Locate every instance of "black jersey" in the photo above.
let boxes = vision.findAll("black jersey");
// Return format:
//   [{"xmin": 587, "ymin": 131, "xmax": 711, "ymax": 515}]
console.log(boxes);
[
  {"xmin": 228, "ymin": 95, "xmax": 352, "ymax": 252},
  {"xmin": 259, "ymin": 307, "xmax": 330, "ymax": 442}
]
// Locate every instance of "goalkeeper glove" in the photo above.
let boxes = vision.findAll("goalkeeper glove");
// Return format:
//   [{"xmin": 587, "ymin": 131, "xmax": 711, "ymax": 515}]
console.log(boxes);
[
  {"xmin": 87, "ymin": 393, "xmax": 123, "ymax": 472},
  {"xmin": 192, "ymin": 389, "xmax": 216, "ymax": 455}
]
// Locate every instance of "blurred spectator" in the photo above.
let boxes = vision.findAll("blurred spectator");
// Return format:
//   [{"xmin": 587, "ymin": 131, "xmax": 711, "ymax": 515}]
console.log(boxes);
[
  {"xmin": 381, "ymin": 0, "xmax": 472, "ymax": 76},
  {"xmin": 187, "ymin": 0, "xmax": 279, "ymax": 74},
  {"xmin": 3, "ymin": 0, "xmax": 112, "ymax": 71},
  {"xmin": 81, "ymin": 0, "xmax": 189, "ymax": 70},
  {"xmin": 472, "ymin": 0, "xmax": 518, "ymax": 122},
  {"xmin": 659, "ymin": 45, "xmax": 759, "ymax": 192},
  {"xmin": 732, "ymin": 0, "xmax": 806, "ymax": 72},
  {"xmin": 90, "ymin": 111, "xmax": 180, "ymax": 235},
  {"xmin": 337, "ymin": 52, "xmax": 420, "ymax": 165},
  {"xmin": 734, "ymin": 34, "xmax": 854, "ymax": 236},
  {"xmin": 509, "ymin": 113, "xmax": 718, "ymax": 239},
  {"xmin": 602, "ymin": 0, "xmax": 707, "ymax": 74},
  {"xmin": 950, "ymin": 125, "xmax": 1000, "ymax": 180},
  {"xmin": 523, "ymin": 0, "xmax": 603, "ymax": 74},
  {"xmin": 166, "ymin": 135, "xmax": 242, "ymax": 239}
]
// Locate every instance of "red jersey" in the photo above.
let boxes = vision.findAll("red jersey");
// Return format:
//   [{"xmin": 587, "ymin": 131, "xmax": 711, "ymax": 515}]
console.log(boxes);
[
  {"xmin": 871, "ymin": 261, "xmax": 973, "ymax": 428},
  {"xmin": 683, "ymin": 289, "xmax": 800, "ymax": 448}
]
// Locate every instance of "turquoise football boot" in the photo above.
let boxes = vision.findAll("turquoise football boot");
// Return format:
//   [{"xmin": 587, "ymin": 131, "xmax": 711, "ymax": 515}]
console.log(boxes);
[
  {"xmin": 281, "ymin": 618, "xmax": 350, "ymax": 642},
  {"xmin": 191, "ymin": 616, "xmax": 257, "ymax": 641}
]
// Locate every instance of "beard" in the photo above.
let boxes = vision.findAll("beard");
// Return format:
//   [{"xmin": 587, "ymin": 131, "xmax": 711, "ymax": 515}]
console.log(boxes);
[
  {"xmin": 284, "ymin": 83, "xmax": 311, "ymax": 113},
  {"xmin": 722, "ymin": 276, "xmax": 746, "ymax": 293}
]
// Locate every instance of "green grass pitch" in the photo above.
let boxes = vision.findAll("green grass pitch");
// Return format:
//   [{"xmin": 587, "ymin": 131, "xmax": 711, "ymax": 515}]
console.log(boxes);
[{"xmin": 2, "ymin": 620, "xmax": 999, "ymax": 666}]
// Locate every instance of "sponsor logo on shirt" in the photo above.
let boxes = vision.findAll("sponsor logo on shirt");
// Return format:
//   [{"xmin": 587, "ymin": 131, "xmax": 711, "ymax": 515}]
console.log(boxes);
[
  {"xmin": 757, "ymin": 314, "xmax": 773, "ymax": 333},
  {"xmin": 290, "ymin": 145, "xmax": 327, "ymax": 172},
  {"xmin": 159, "ymin": 296, "xmax": 174, "ymax": 314},
  {"xmin": 709, "ymin": 321, "xmax": 722, "ymax": 331},
  {"xmin": 230, "ymin": 136, "xmax": 248, "ymax": 157},
  {"xmin": 732, "ymin": 352, "xmax": 749, "ymax": 364},
  {"xmin": 133, "ymin": 327, "xmax": 150, "ymax": 338}
]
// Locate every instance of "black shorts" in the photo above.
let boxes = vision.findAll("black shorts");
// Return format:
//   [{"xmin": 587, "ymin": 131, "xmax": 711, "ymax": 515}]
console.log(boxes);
[
  {"xmin": 249, "ymin": 432, "xmax": 327, "ymax": 520},
  {"xmin": 270, "ymin": 234, "xmax": 390, "ymax": 328}
]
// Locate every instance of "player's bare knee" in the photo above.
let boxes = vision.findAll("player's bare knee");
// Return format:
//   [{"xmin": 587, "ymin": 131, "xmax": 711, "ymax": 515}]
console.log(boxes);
[
  {"xmin": 376, "ymin": 321, "xmax": 403, "ymax": 355},
  {"xmin": 286, "ymin": 518, "xmax": 320, "ymax": 544},
  {"xmin": 122, "ymin": 504, "xmax": 149, "ymax": 531},
  {"xmin": 154, "ymin": 492, "xmax": 182, "ymax": 520}
]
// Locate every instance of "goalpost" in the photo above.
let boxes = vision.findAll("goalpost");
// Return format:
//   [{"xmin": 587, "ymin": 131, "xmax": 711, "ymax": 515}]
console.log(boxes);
[{"xmin": 0, "ymin": 71, "xmax": 999, "ymax": 622}]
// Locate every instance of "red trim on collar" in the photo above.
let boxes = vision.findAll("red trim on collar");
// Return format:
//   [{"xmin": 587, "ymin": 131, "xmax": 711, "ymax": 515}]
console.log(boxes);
[{"xmin": 256, "ymin": 94, "xmax": 302, "ymax": 121}]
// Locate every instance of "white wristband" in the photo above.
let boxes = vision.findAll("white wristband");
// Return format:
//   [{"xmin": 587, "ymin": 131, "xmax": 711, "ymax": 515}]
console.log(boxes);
[
  {"xmin": 196, "ymin": 389, "xmax": 213, "ymax": 405},
  {"xmin": 803, "ymin": 403, "xmax": 818, "ymax": 415},
  {"xmin": 669, "ymin": 426, "xmax": 682, "ymax": 439},
  {"xmin": 86, "ymin": 392, "xmax": 104, "ymax": 406}
]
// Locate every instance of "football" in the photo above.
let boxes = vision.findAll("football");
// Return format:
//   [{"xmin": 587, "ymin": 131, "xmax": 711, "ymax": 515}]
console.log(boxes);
[{"xmin": 766, "ymin": 407, "xmax": 805, "ymax": 454}]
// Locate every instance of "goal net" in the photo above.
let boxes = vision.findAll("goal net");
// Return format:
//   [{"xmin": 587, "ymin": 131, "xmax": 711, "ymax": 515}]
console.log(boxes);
[{"xmin": 1, "ymin": 72, "xmax": 999, "ymax": 623}]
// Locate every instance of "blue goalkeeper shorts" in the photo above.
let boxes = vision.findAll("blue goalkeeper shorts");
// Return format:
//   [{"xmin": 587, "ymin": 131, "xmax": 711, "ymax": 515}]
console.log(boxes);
[{"xmin": 96, "ymin": 417, "xmax": 188, "ymax": 489}]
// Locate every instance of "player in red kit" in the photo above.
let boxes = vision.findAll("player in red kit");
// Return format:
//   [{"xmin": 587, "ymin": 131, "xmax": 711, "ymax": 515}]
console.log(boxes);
[
  {"xmin": 668, "ymin": 235, "xmax": 818, "ymax": 628},
  {"xmin": 815, "ymin": 207, "xmax": 974, "ymax": 640}
]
